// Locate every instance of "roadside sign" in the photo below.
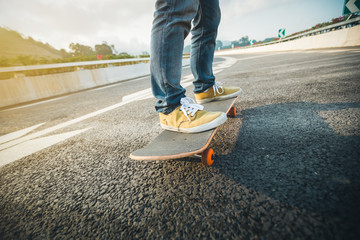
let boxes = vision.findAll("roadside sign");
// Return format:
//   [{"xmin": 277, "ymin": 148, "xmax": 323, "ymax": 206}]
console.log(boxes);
[
  {"xmin": 250, "ymin": 40, "xmax": 255, "ymax": 45},
  {"xmin": 343, "ymin": 0, "xmax": 360, "ymax": 14},
  {"xmin": 278, "ymin": 28, "xmax": 285, "ymax": 38}
]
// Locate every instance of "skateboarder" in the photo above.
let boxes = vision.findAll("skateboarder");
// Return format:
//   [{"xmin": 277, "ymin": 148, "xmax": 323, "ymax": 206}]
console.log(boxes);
[{"xmin": 151, "ymin": 0, "xmax": 242, "ymax": 133}]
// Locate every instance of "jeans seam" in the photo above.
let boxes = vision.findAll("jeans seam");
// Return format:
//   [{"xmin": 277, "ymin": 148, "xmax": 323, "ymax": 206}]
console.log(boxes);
[
  {"xmin": 197, "ymin": 2, "xmax": 204, "ymax": 92},
  {"xmin": 159, "ymin": 0, "xmax": 175, "ymax": 100}
]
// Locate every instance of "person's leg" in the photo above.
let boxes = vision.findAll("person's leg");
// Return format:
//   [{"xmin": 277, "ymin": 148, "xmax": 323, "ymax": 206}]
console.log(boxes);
[
  {"xmin": 151, "ymin": 0, "xmax": 228, "ymax": 133},
  {"xmin": 190, "ymin": 0, "xmax": 221, "ymax": 94},
  {"xmin": 150, "ymin": 0, "xmax": 198, "ymax": 114},
  {"xmin": 191, "ymin": 0, "xmax": 242, "ymax": 104}
]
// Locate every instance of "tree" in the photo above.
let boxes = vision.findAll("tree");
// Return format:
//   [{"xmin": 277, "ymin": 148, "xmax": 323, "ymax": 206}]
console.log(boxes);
[
  {"xmin": 0, "ymin": 57, "xmax": 11, "ymax": 67},
  {"xmin": 117, "ymin": 52, "xmax": 133, "ymax": 59},
  {"xmin": 110, "ymin": 44, "xmax": 117, "ymax": 55},
  {"xmin": 16, "ymin": 55, "xmax": 37, "ymax": 65},
  {"xmin": 69, "ymin": 43, "xmax": 94, "ymax": 57},
  {"xmin": 139, "ymin": 51, "xmax": 150, "ymax": 58},
  {"xmin": 230, "ymin": 36, "xmax": 251, "ymax": 48},
  {"xmin": 60, "ymin": 49, "xmax": 71, "ymax": 58},
  {"xmin": 95, "ymin": 42, "xmax": 113, "ymax": 56},
  {"xmin": 231, "ymin": 40, "xmax": 240, "ymax": 48},
  {"xmin": 239, "ymin": 36, "xmax": 250, "ymax": 46}
]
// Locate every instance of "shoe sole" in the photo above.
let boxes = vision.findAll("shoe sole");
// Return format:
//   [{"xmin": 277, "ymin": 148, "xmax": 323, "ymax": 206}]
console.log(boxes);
[
  {"xmin": 196, "ymin": 88, "xmax": 242, "ymax": 104},
  {"xmin": 161, "ymin": 112, "xmax": 227, "ymax": 133}
]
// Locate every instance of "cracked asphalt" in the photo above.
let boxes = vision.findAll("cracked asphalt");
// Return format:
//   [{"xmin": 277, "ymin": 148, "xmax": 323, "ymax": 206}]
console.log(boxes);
[{"xmin": 1, "ymin": 47, "xmax": 360, "ymax": 239}]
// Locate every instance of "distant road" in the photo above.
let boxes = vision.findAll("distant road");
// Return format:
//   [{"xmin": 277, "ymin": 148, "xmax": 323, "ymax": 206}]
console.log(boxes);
[{"xmin": 1, "ymin": 47, "xmax": 360, "ymax": 239}]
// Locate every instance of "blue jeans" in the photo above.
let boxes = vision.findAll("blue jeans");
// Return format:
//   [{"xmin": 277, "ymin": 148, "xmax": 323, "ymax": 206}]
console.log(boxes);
[{"xmin": 150, "ymin": 0, "xmax": 221, "ymax": 114}]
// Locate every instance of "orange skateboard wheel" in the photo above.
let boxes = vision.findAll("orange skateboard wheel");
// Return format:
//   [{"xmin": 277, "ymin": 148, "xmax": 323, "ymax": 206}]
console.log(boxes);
[
  {"xmin": 201, "ymin": 148, "xmax": 215, "ymax": 166},
  {"xmin": 229, "ymin": 107, "xmax": 237, "ymax": 117}
]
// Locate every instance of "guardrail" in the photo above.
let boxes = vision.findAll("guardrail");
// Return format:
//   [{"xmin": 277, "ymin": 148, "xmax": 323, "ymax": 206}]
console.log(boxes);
[
  {"xmin": 0, "ymin": 57, "xmax": 150, "ymax": 74},
  {"xmin": 239, "ymin": 16, "xmax": 360, "ymax": 49}
]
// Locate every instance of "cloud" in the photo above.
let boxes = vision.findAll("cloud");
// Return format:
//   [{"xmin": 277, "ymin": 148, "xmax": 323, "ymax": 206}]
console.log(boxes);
[
  {"xmin": 220, "ymin": 0, "xmax": 291, "ymax": 19},
  {"xmin": 0, "ymin": 0, "xmax": 154, "ymax": 54},
  {"xmin": 218, "ymin": 0, "xmax": 296, "ymax": 41},
  {"xmin": 0, "ymin": 0, "xmax": 343, "ymax": 54}
]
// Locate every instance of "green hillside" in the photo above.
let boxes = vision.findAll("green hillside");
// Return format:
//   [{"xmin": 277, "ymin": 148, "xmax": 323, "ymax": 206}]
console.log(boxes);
[{"xmin": 0, "ymin": 27, "xmax": 62, "ymax": 59}]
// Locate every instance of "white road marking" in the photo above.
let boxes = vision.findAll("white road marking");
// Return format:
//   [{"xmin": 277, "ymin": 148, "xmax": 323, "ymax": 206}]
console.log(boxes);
[
  {"xmin": 122, "ymin": 88, "xmax": 153, "ymax": 102},
  {"xmin": 0, "ymin": 100, "xmax": 130, "ymax": 151},
  {"xmin": 1, "ymin": 96, "xmax": 68, "ymax": 112},
  {"xmin": 0, "ymin": 128, "xmax": 90, "ymax": 167},
  {"xmin": 88, "ymin": 75, "xmax": 150, "ymax": 92},
  {"xmin": 319, "ymin": 50, "xmax": 349, "ymax": 53},
  {"xmin": 0, "ymin": 56, "xmax": 238, "ymax": 166},
  {"xmin": 0, "ymin": 122, "xmax": 46, "ymax": 145},
  {"xmin": 89, "ymin": 84, "xmax": 123, "ymax": 92},
  {"xmin": 303, "ymin": 49, "xmax": 359, "ymax": 54},
  {"xmin": 213, "ymin": 56, "xmax": 238, "ymax": 74}
]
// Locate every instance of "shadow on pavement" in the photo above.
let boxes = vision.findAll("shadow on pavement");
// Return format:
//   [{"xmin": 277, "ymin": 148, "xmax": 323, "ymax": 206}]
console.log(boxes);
[{"xmin": 216, "ymin": 101, "xmax": 360, "ymax": 222}]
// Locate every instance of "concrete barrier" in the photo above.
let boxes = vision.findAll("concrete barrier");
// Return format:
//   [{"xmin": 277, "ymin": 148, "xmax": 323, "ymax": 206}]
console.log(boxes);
[
  {"xmin": 217, "ymin": 25, "xmax": 360, "ymax": 55},
  {"xmin": 0, "ymin": 63, "xmax": 151, "ymax": 108},
  {"xmin": 1, "ymin": 22, "xmax": 359, "ymax": 108},
  {"xmin": 0, "ymin": 59, "xmax": 191, "ymax": 108}
]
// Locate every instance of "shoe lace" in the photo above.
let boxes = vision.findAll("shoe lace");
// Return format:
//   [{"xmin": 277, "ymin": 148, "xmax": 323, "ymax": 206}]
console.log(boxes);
[
  {"xmin": 180, "ymin": 97, "xmax": 204, "ymax": 121},
  {"xmin": 213, "ymin": 82, "xmax": 224, "ymax": 96}
]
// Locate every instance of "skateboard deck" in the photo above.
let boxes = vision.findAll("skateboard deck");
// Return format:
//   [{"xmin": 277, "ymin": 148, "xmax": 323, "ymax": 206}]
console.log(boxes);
[{"xmin": 130, "ymin": 96, "xmax": 238, "ymax": 166}]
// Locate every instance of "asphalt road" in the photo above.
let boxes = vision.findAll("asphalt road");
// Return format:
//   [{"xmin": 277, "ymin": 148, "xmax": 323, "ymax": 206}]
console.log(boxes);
[{"xmin": 1, "ymin": 47, "xmax": 360, "ymax": 239}]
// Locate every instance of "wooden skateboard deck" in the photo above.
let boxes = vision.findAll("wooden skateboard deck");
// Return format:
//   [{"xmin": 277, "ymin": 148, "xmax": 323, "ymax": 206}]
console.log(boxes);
[{"xmin": 130, "ymin": 96, "xmax": 238, "ymax": 166}]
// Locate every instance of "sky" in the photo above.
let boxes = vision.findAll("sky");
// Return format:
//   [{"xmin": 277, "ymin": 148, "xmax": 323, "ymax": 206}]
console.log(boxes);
[{"xmin": 0, "ymin": 0, "xmax": 345, "ymax": 55}]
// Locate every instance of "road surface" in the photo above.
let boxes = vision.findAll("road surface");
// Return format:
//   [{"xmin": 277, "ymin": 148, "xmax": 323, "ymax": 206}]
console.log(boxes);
[{"xmin": 1, "ymin": 47, "xmax": 360, "ymax": 239}]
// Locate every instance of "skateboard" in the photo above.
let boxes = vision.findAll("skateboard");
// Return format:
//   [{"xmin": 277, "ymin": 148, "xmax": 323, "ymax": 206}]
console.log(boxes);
[{"xmin": 130, "ymin": 96, "xmax": 238, "ymax": 166}]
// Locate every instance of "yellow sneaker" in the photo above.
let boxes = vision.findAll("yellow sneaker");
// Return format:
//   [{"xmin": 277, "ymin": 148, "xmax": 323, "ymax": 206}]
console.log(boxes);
[
  {"xmin": 159, "ymin": 97, "xmax": 227, "ymax": 133},
  {"xmin": 194, "ymin": 82, "xmax": 242, "ymax": 104}
]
